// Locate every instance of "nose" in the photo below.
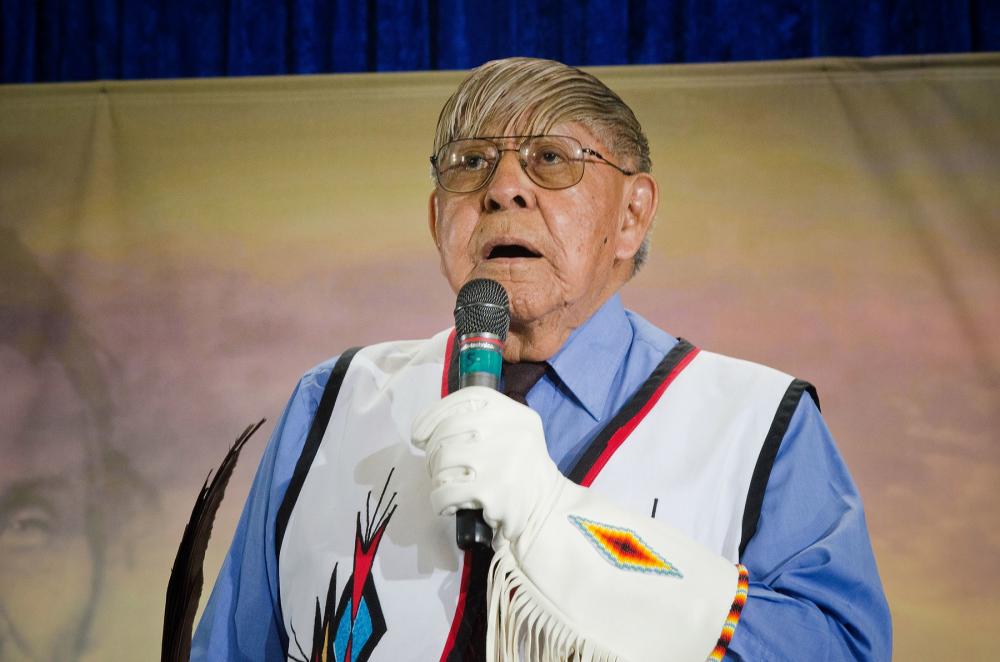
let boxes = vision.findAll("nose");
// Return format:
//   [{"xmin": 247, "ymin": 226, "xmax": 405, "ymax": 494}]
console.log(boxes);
[{"xmin": 483, "ymin": 149, "xmax": 535, "ymax": 212}]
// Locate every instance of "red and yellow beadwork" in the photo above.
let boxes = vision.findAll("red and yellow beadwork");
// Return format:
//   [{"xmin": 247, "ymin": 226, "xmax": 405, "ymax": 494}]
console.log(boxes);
[
  {"xmin": 707, "ymin": 563, "xmax": 750, "ymax": 661},
  {"xmin": 567, "ymin": 515, "xmax": 682, "ymax": 577}
]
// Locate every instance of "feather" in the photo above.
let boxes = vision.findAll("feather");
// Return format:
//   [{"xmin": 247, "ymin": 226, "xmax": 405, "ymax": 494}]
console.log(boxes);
[{"xmin": 161, "ymin": 419, "xmax": 266, "ymax": 662}]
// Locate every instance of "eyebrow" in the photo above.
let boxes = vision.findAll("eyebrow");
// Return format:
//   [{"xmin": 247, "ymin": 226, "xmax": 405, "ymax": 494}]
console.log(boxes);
[{"xmin": 0, "ymin": 476, "xmax": 68, "ymax": 521}]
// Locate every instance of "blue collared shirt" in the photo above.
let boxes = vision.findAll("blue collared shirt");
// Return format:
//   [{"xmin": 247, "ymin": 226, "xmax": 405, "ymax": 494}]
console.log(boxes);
[{"xmin": 193, "ymin": 294, "xmax": 892, "ymax": 660}]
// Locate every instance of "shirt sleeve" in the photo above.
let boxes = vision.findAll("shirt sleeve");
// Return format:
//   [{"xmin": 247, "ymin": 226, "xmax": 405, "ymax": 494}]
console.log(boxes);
[
  {"xmin": 726, "ymin": 393, "xmax": 892, "ymax": 661},
  {"xmin": 191, "ymin": 361, "xmax": 335, "ymax": 662}
]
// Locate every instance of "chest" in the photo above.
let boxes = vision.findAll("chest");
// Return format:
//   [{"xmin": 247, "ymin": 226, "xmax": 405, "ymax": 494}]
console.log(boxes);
[{"xmin": 275, "ymin": 336, "xmax": 792, "ymax": 661}]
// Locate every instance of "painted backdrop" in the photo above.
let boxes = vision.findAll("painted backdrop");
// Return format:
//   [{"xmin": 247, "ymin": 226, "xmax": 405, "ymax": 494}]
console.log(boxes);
[{"xmin": 1, "ymin": 54, "xmax": 998, "ymax": 660}]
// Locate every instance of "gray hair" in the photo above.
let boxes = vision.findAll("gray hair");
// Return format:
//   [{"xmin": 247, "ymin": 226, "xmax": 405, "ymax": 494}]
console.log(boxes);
[{"xmin": 433, "ymin": 57, "xmax": 653, "ymax": 274}]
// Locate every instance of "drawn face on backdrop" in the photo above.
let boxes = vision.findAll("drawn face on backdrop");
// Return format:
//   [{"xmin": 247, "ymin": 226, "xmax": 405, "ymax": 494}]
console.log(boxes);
[{"xmin": 0, "ymin": 349, "xmax": 99, "ymax": 661}]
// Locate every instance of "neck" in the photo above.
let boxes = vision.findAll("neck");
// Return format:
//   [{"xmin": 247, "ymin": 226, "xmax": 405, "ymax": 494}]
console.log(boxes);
[
  {"xmin": 503, "ymin": 319, "xmax": 573, "ymax": 363},
  {"xmin": 502, "ymin": 277, "xmax": 625, "ymax": 362}
]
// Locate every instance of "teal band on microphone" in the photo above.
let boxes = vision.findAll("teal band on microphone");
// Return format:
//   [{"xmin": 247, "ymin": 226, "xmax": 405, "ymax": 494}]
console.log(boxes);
[{"xmin": 459, "ymin": 345, "xmax": 502, "ymax": 378}]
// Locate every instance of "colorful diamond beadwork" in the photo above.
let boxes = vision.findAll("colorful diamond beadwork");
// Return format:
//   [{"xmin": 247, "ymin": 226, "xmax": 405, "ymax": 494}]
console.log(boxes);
[{"xmin": 568, "ymin": 514, "xmax": 682, "ymax": 578}]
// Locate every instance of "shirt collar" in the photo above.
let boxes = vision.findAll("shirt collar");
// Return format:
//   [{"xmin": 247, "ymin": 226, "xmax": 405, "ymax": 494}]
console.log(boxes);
[{"xmin": 547, "ymin": 294, "xmax": 632, "ymax": 420}]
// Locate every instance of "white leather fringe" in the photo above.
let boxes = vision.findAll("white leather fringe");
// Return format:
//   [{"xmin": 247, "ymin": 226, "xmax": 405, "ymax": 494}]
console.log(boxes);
[{"xmin": 486, "ymin": 545, "xmax": 623, "ymax": 662}]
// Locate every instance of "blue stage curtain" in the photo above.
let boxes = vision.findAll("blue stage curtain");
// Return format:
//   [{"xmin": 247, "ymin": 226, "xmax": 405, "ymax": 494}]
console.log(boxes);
[{"xmin": 3, "ymin": 0, "xmax": 999, "ymax": 83}]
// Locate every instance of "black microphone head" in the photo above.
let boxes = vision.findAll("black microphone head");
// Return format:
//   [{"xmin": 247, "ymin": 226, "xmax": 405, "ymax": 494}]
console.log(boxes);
[{"xmin": 454, "ymin": 278, "xmax": 510, "ymax": 341}]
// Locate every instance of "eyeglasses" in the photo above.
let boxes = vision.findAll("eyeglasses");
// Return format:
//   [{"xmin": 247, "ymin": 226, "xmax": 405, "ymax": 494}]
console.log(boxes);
[{"xmin": 430, "ymin": 135, "xmax": 635, "ymax": 193}]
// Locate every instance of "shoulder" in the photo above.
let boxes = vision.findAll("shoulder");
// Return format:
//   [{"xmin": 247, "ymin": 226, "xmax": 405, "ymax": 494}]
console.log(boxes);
[
  {"xmin": 279, "ymin": 330, "xmax": 453, "ymax": 444},
  {"xmin": 288, "ymin": 335, "xmax": 429, "ymax": 408},
  {"xmin": 349, "ymin": 330, "xmax": 454, "ymax": 373},
  {"xmin": 297, "ymin": 331, "xmax": 453, "ymax": 409},
  {"xmin": 264, "ymin": 355, "xmax": 344, "ymax": 482},
  {"xmin": 297, "ymin": 356, "xmax": 340, "ymax": 402},
  {"xmin": 623, "ymin": 308, "xmax": 678, "ymax": 358},
  {"xmin": 277, "ymin": 354, "xmax": 343, "ymax": 437},
  {"xmin": 625, "ymin": 307, "xmax": 809, "ymax": 401}
]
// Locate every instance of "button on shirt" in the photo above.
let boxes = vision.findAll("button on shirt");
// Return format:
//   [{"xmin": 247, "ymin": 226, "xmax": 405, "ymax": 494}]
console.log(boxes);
[{"xmin": 193, "ymin": 294, "xmax": 892, "ymax": 661}]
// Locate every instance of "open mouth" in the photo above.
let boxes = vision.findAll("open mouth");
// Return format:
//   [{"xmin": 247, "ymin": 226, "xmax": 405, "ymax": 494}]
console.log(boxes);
[{"xmin": 487, "ymin": 244, "xmax": 542, "ymax": 259}]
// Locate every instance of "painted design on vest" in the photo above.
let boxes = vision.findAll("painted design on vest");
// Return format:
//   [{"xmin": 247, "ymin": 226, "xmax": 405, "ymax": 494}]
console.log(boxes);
[
  {"xmin": 289, "ymin": 469, "xmax": 399, "ymax": 662},
  {"xmin": 568, "ymin": 514, "xmax": 682, "ymax": 578}
]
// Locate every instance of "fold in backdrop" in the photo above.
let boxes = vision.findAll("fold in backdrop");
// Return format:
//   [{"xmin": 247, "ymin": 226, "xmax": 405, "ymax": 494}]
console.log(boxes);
[
  {"xmin": 1, "ymin": 54, "xmax": 999, "ymax": 660},
  {"xmin": 3, "ymin": 0, "xmax": 1000, "ymax": 82}
]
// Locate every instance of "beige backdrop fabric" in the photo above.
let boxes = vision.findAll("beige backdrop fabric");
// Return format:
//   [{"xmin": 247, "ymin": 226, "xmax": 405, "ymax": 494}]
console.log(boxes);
[{"xmin": 1, "ymin": 55, "xmax": 998, "ymax": 660}]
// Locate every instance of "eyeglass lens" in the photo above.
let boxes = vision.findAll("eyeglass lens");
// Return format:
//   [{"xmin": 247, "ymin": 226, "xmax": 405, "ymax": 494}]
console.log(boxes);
[{"xmin": 435, "ymin": 136, "xmax": 586, "ymax": 192}]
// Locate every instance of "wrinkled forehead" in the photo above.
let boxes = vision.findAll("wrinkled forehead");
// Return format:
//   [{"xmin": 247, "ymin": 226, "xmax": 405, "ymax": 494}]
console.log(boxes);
[{"xmin": 0, "ymin": 349, "xmax": 95, "ymax": 480}]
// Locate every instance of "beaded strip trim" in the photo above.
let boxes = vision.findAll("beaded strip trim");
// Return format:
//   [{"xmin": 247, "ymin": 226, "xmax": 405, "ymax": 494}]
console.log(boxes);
[{"xmin": 707, "ymin": 564, "xmax": 750, "ymax": 661}]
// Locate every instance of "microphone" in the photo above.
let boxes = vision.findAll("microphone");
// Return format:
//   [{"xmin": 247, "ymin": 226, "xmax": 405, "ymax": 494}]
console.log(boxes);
[{"xmin": 453, "ymin": 278, "xmax": 510, "ymax": 550}]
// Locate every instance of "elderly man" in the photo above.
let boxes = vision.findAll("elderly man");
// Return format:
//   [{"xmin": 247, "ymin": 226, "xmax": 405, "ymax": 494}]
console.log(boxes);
[{"xmin": 193, "ymin": 58, "xmax": 890, "ymax": 661}]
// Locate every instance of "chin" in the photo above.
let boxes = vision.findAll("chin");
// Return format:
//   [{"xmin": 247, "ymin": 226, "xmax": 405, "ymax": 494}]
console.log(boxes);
[{"xmin": 454, "ymin": 263, "xmax": 564, "ymax": 318}]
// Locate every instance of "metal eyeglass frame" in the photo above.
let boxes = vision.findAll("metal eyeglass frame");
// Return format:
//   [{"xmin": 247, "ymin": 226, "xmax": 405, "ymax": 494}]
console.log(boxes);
[{"xmin": 429, "ymin": 134, "xmax": 635, "ymax": 193}]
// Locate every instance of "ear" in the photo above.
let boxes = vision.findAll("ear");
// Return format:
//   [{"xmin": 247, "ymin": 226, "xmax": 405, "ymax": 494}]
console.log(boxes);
[
  {"xmin": 614, "ymin": 172, "xmax": 658, "ymax": 261},
  {"xmin": 428, "ymin": 190, "xmax": 440, "ymax": 248}
]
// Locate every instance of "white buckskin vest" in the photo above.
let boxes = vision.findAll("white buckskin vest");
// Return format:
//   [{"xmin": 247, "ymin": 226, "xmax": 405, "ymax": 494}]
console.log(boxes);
[{"xmin": 275, "ymin": 328, "xmax": 814, "ymax": 661}]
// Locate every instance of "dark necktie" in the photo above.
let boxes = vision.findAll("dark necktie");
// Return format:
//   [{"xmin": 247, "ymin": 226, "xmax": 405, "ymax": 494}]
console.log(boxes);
[{"xmin": 501, "ymin": 361, "xmax": 549, "ymax": 404}]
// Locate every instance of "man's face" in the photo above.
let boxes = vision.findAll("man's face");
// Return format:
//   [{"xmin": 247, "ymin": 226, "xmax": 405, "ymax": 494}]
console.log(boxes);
[
  {"xmin": 429, "ymin": 122, "xmax": 653, "ymax": 340},
  {"xmin": 0, "ymin": 350, "xmax": 97, "ymax": 662}
]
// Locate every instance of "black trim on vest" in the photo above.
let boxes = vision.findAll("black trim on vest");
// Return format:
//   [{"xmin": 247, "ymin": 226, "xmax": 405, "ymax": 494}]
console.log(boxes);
[
  {"xmin": 275, "ymin": 348, "xmax": 362, "ymax": 561},
  {"xmin": 565, "ymin": 339, "xmax": 697, "ymax": 485},
  {"xmin": 738, "ymin": 379, "xmax": 819, "ymax": 559}
]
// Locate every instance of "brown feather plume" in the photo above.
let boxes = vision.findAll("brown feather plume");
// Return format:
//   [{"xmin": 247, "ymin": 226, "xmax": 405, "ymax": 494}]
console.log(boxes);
[{"xmin": 161, "ymin": 419, "xmax": 265, "ymax": 662}]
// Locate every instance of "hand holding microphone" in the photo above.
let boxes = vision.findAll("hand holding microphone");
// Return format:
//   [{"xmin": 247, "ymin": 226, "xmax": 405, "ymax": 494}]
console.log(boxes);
[
  {"xmin": 411, "ymin": 386, "xmax": 563, "ymax": 548},
  {"xmin": 411, "ymin": 278, "xmax": 561, "ymax": 550}
]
